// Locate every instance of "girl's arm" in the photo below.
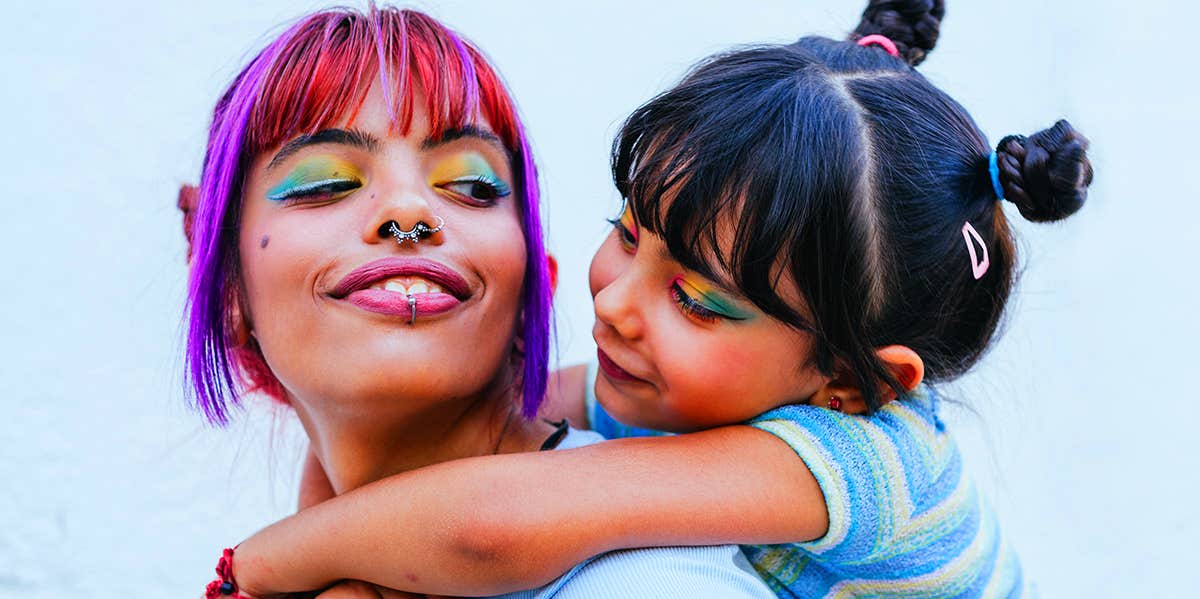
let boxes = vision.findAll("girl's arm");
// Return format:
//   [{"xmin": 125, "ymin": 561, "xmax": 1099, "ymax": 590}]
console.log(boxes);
[{"xmin": 233, "ymin": 425, "xmax": 826, "ymax": 597}]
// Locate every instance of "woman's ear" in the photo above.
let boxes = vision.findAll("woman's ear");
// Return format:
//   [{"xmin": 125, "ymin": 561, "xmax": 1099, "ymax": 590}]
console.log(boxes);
[
  {"xmin": 547, "ymin": 253, "xmax": 559, "ymax": 296},
  {"xmin": 227, "ymin": 290, "xmax": 252, "ymax": 347}
]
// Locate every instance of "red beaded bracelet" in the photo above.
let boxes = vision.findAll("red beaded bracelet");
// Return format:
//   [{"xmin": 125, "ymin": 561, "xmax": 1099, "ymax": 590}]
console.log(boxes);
[{"xmin": 205, "ymin": 547, "xmax": 253, "ymax": 599}]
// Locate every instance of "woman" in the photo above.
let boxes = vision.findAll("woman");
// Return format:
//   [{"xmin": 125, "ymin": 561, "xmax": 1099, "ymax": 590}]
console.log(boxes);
[{"xmin": 184, "ymin": 6, "xmax": 772, "ymax": 598}]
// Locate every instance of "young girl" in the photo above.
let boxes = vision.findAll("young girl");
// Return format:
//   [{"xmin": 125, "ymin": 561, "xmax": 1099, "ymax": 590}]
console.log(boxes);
[{"xmin": 217, "ymin": 1, "xmax": 1092, "ymax": 597}]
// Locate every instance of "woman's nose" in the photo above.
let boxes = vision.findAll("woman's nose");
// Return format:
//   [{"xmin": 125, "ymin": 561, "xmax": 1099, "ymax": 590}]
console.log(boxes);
[
  {"xmin": 593, "ymin": 269, "xmax": 644, "ymax": 341},
  {"xmin": 363, "ymin": 186, "xmax": 444, "ymax": 247}
]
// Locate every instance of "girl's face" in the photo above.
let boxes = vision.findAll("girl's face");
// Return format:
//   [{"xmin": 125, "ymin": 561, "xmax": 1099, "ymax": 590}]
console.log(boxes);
[
  {"xmin": 237, "ymin": 80, "xmax": 527, "ymax": 419},
  {"xmin": 588, "ymin": 202, "xmax": 827, "ymax": 432}
]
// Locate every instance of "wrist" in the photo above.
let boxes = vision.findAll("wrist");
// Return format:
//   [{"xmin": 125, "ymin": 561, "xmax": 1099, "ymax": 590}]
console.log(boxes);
[{"xmin": 229, "ymin": 536, "xmax": 269, "ymax": 598}]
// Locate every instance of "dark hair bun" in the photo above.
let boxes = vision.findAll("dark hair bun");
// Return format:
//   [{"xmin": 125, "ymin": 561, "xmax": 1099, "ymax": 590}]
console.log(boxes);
[
  {"xmin": 853, "ymin": 0, "xmax": 946, "ymax": 66},
  {"xmin": 994, "ymin": 120, "xmax": 1094, "ymax": 223}
]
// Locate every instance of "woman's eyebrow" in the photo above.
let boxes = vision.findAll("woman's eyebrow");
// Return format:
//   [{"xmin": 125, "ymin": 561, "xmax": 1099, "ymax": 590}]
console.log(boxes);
[
  {"xmin": 268, "ymin": 128, "xmax": 380, "ymax": 169},
  {"xmin": 424, "ymin": 125, "xmax": 509, "ymax": 157}
]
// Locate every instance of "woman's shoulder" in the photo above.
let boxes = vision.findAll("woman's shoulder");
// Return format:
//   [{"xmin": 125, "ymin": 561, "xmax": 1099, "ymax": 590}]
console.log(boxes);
[
  {"xmin": 504, "ymin": 544, "xmax": 774, "ymax": 599},
  {"xmin": 554, "ymin": 426, "xmax": 607, "ymax": 450}
]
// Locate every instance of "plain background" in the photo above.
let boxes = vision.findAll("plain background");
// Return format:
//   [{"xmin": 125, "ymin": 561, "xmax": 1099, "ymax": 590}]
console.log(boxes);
[{"xmin": 1, "ymin": 0, "xmax": 1196, "ymax": 597}]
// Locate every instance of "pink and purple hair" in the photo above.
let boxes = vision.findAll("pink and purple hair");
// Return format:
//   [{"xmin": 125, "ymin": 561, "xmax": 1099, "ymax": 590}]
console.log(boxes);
[{"xmin": 186, "ymin": 6, "xmax": 552, "ymax": 425}]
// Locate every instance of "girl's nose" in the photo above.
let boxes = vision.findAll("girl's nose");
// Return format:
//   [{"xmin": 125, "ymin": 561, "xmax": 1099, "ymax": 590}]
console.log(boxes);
[{"xmin": 593, "ymin": 270, "xmax": 644, "ymax": 341}]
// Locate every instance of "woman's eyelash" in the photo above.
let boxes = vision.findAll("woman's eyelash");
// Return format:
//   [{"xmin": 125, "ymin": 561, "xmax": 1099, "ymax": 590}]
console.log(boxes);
[
  {"xmin": 670, "ymin": 281, "xmax": 722, "ymax": 323},
  {"xmin": 444, "ymin": 176, "xmax": 512, "ymax": 202},
  {"xmin": 269, "ymin": 179, "xmax": 361, "ymax": 202}
]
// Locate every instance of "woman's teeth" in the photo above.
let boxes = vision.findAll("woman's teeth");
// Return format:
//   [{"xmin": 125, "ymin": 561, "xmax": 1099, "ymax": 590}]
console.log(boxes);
[{"xmin": 371, "ymin": 277, "xmax": 445, "ymax": 295}]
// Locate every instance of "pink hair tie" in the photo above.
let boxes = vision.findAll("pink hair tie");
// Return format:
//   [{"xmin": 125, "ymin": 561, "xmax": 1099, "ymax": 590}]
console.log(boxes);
[{"xmin": 857, "ymin": 34, "xmax": 900, "ymax": 58}]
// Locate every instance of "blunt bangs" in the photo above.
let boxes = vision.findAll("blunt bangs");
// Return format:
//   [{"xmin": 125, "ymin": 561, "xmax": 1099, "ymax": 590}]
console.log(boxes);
[{"xmin": 612, "ymin": 46, "xmax": 868, "ymax": 342}]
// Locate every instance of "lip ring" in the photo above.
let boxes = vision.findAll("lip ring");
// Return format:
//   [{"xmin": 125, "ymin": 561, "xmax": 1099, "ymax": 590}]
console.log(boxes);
[{"xmin": 331, "ymin": 257, "xmax": 471, "ymax": 299}]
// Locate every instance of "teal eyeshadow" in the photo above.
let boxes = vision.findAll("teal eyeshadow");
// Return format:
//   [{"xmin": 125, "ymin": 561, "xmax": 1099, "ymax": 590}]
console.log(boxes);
[
  {"xmin": 696, "ymin": 292, "xmax": 754, "ymax": 320},
  {"xmin": 266, "ymin": 161, "xmax": 359, "ymax": 202},
  {"xmin": 266, "ymin": 178, "xmax": 348, "ymax": 201}
]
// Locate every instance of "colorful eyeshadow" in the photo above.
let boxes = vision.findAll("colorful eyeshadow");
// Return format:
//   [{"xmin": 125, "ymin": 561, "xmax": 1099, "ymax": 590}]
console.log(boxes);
[
  {"xmin": 619, "ymin": 202, "xmax": 638, "ymax": 243},
  {"xmin": 672, "ymin": 276, "xmax": 754, "ymax": 320},
  {"xmin": 266, "ymin": 156, "xmax": 363, "ymax": 202},
  {"xmin": 428, "ymin": 152, "xmax": 512, "ymax": 197}
]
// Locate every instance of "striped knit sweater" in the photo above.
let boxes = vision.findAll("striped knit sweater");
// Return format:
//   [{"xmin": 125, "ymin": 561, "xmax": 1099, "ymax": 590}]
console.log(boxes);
[{"xmin": 586, "ymin": 368, "xmax": 1031, "ymax": 598}]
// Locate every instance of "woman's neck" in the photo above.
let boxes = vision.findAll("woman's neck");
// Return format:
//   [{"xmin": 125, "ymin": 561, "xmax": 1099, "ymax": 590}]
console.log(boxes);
[{"xmin": 293, "ymin": 386, "xmax": 554, "ymax": 495}]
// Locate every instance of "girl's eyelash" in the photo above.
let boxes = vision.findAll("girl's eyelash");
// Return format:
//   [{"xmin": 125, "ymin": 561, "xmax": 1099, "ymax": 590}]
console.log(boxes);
[
  {"xmin": 670, "ymin": 281, "xmax": 722, "ymax": 323},
  {"xmin": 606, "ymin": 217, "xmax": 637, "ymax": 248},
  {"xmin": 269, "ymin": 179, "xmax": 361, "ymax": 202}
]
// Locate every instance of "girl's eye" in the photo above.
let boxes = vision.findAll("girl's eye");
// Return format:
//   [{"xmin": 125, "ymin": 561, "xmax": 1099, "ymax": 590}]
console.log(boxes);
[
  {"xmin": 670, "ymin": 280, "xmax": 723, "ymax": 324},
  {"xmin": 606, "ymin": 217, "xmax": 638, "ymax": 251},
  {"xmin": 268, "ymin": 178, "xmax": 361, "ymax": 204},
  {"xmin": 439, "ymin": 176, "xmax": 512, "ymax": 206}
]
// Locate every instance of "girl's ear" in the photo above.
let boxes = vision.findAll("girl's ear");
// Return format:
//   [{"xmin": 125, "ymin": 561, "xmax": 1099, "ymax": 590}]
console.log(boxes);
[
  {"xmin": 814, "ymin": 345, "xmax": 924, "ymax": 414},
  {"xmin": 874, "ymin": 345, "xmax": 924, "ymax": 403}
]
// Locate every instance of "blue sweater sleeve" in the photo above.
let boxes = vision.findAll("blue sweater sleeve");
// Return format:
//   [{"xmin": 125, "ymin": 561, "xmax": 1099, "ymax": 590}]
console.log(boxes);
[{"xmin": 744, "ymin": 387, "xmax": 1029, "ymax": 597}]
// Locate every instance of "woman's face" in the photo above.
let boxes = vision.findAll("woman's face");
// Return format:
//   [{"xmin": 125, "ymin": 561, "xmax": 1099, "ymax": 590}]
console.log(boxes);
[
  {"xmin": 588, "ymin": 202, "xmax": 827, "ymax": 432},
  {"xmin": 237, "ymin": 80, "xmax": 527, "ymax": 418}
]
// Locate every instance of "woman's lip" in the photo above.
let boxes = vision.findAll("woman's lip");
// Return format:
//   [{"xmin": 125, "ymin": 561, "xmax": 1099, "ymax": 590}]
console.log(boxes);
[
  {"xmin": 331, "ymin": 257, "xmax": 471, "ymax": 299},
  {"xmin": 597, "ymin": 348, "xmax": 646, "ymax": 383},
  {"xmin": 345, "ymin": 290, "xmax": 461, "ymax": 318}
]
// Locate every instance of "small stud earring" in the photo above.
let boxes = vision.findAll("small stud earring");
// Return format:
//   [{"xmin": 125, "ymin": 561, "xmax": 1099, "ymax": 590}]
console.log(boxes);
[{"xmin": 828, "ymin": 395, "xmax": 843, "ymax": 412}]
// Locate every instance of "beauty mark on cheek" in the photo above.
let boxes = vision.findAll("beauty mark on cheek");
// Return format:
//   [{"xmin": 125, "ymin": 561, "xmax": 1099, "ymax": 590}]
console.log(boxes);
[{"xmin": 260, "ymin": 235, "xmax": 270, "ymax": 249}]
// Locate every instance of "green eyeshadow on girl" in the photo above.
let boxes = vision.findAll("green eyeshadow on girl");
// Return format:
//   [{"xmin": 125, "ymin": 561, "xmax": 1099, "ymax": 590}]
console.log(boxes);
[{"xmin": 670, "ymin": 276, "xmax": 754, "ymax": 321}]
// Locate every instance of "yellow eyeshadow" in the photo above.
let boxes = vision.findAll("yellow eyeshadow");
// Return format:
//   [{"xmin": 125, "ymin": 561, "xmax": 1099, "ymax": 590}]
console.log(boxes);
[
  {"xmin": 676, "ymin": 276, "xmax": 754, "ymax": 320},
  {"xmin": 427, "ymin": 152, "xmax": 498, "ymax": 183},
  {"xmin": 267, "ymin": 156, "xmax": 363, "ymax": 201},
  {"xmin": 619, "ymin": 203, "xmax": 638, "ymax": 241}
]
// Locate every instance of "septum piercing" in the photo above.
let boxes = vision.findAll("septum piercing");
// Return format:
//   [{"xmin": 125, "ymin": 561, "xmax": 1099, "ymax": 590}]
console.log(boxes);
[{"xmin": 388, "ymin": 216, "xmax": 445, "ymax": 245}]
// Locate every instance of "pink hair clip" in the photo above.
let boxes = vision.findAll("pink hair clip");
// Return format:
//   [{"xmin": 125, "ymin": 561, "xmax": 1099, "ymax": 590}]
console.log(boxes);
[
  {"xmin": 961, "ymin": 222, "xmax": 989, "ymax": 280},
  {"xmin": 857, "ymin": 34, "xmax": 900, "ymax": 58}
]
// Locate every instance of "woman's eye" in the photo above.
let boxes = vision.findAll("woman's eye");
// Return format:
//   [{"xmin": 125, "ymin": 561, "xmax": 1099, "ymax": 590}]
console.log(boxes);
[
  {"xmin": 440, "ymin": 176, "xmax": 512, "ymax": 205},
  {"xmin": 268, "ymin": 179, "xmax": 361, "ymax": 203},
  {"xmin": 670, "ymin": 281, "xmax": 723, "ymax": 324}
]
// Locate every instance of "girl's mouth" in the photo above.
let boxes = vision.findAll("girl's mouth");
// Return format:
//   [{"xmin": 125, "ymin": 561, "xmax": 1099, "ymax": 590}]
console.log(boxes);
[{"xmin": 597, "ymin": 348, "xmax": 646, "ymax": 383}]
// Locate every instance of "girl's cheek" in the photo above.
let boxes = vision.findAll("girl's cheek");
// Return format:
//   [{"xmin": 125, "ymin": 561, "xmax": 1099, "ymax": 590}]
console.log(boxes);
[
  {"xmin": 666, "ymin": 335, "xmax": 762, "ymax": 427},
  {"xmin": 588, "ymin": 237, "xmax": 623, "ymax": 297}
]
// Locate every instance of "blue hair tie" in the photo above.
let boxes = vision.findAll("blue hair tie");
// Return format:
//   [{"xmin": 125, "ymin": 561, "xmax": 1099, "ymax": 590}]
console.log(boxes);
[{"xmin": 988, "ymin": 151, "xmax": 1006, "ymax": 201}]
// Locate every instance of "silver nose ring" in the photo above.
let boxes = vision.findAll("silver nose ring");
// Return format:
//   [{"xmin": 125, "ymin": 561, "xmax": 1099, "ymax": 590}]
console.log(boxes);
[{"xmin": 388, "ymin": 216, "xmax": 445, "ymax": 245}]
